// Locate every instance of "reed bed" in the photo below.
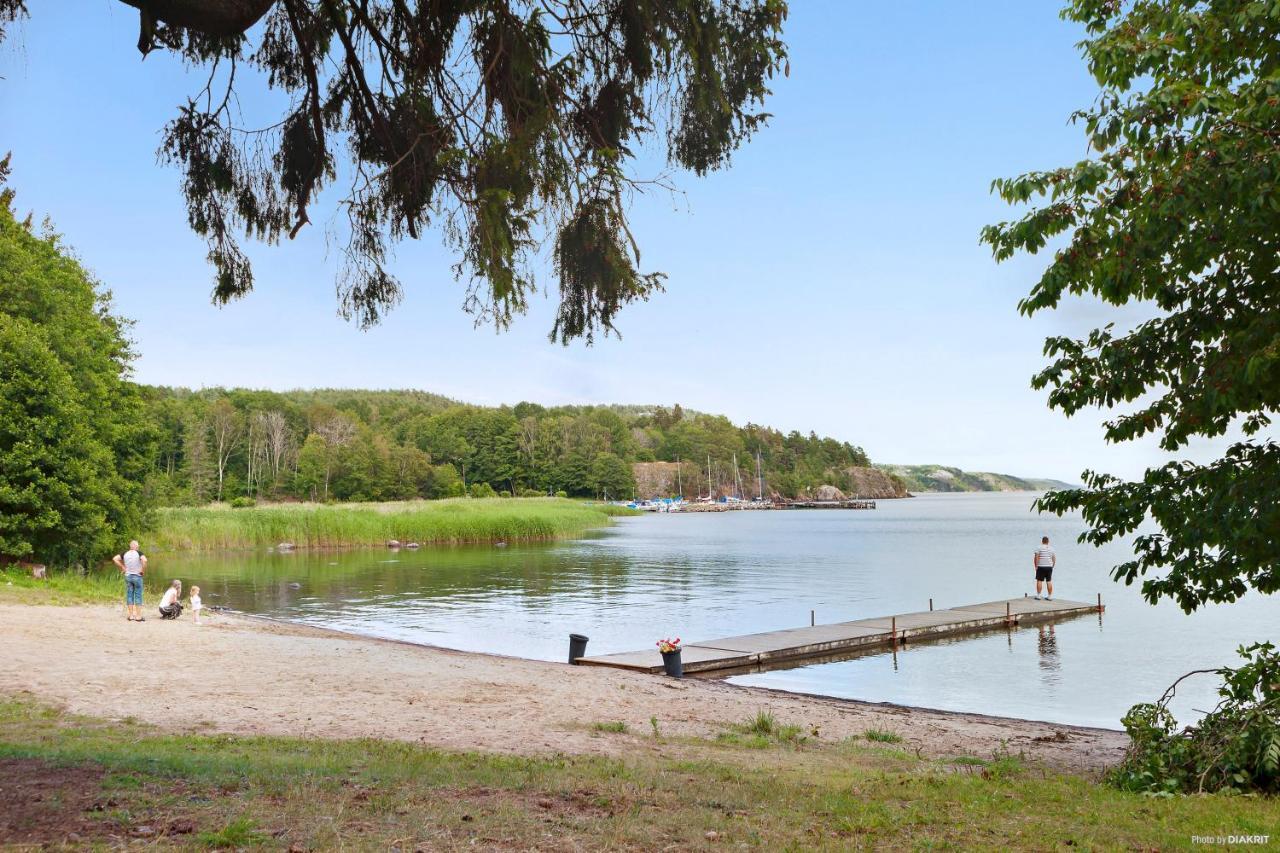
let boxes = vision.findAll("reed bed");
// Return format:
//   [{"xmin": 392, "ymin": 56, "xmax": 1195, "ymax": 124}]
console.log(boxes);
[{"xmin": 144, "ymin": 498, "xmax": 634, "ymax": 552}]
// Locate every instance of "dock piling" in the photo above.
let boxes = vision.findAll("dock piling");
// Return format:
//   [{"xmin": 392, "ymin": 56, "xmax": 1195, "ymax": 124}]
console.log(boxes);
[
  {"xmin": 1097, "ymin": 593, "xmax": 1105, "ymax": 613},
  {"xmin": 928, "ymin": 598, "xmax": 933, "ymax": 611},
  {"xmin": 810, "ymin": 609, "xmax": 815, "ymax": 627}
]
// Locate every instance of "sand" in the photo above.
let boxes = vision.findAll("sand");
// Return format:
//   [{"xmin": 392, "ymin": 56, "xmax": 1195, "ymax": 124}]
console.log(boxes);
[{"xmin": 0, "ymin": 604, "xmax": 1128, "ymax": 774}]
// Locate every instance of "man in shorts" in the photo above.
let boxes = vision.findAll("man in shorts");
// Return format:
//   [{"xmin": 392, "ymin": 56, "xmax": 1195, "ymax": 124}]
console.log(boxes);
[
  {"xmin": 112, "ymin": 540, "xmax": 148, "ymax": 622},
  {"xmin": 1033, "ymin": 536, "xmax": 1056, "ymax": 600}
]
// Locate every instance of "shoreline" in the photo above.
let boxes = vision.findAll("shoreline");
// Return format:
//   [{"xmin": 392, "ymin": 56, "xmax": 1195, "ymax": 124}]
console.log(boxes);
[
  {"xmin": 0, "ymin": 603, "xmax": 1129, "ymax": 776},
  {"xmin": 226, "ymin": 606, "xmax": 1126, "ymax": 735}
]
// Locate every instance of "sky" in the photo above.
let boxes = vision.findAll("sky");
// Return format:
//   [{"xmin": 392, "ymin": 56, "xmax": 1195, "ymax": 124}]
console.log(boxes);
[{"xmin": 0, "ymin": 1, "xmax": 1222, "ymax": 482}]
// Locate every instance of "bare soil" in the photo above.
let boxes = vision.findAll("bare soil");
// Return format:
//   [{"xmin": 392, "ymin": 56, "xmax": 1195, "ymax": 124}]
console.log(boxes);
[{"xmin": 0, "ymin": 604, "xmax": 1128, "ymax": 775}]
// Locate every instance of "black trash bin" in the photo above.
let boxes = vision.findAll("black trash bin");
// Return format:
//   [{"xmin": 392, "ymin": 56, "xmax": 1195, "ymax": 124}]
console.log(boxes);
[
  {"xmin": 568, "ymin": 633, "xmax": 589, "ymax": 664},
  {"xmin": 661, "ymin": 648, "xmax": 683, "ymax": 678}
]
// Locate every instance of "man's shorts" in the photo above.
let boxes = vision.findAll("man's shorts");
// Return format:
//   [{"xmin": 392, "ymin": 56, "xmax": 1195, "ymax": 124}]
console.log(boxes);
[
  {"xmin": 1035, "ymin": 566, "xmax": 1053, "ymax": 582},
  {"xmin": 125, "ymin": 573, "xmax": 143, "ymax": 605}
]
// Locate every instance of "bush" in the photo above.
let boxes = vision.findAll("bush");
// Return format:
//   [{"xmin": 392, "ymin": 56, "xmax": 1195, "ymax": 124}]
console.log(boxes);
[
  {"xmin": 1108, "ymin": 643, "xmax": 1280, "ymax": 794},
  {"xmin": 498, "ymin": 490, "xmax": 511, "ymax": 498},
  {"xmin": 555, "ymin": 490, "xmax": 568, "ymax": 499},
  {"xmin": 468, "ymin": 482, "xmax": 497, "ymax": 499},
  {"xmin": 229, "ymin": 497, "xmax": 257, "ymax": 509},
  {"xmin": 518, "ymin": 488, "xmax": 544, "ymax": 498}
]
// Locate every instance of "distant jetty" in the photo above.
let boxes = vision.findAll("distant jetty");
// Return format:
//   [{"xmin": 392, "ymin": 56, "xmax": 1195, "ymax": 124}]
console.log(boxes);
[{"xmin": 627, "ymin": 498, "xmax": 876, "ymax": 513}]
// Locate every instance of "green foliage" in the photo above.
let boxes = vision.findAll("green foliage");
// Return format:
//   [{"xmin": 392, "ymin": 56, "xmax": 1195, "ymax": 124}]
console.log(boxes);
[
  {"xmin": 0, "ymin": 567, "xmax": 121, "ymax": 605},
  {"xmin": 982, "ymin": 1, "xmax": 1280, "ymax": 612},
  {"xmin": 3, "ymin": 2, "xmax": 789, "ymax": 341},
  {"xmin": 0, "ymin": 167, "xmax": 154, "ymax": 567},
  {"xmin": 1110, "ymin": 643, "xmax": 1280, "ymax": 795},
  {"xmin": 468, "ymin": 482, "xmax": 497, "ymax": 499},
  {"xmin": 142, "ymin": 498, "xmax": 626, "ymax": 550},
  {"xmin": 228, "ymin": 497, "xmax": 256, "ymax": 509},
  {"xmin": 136, "ymin": 389, "xmax": 874, "ymax": 504}
]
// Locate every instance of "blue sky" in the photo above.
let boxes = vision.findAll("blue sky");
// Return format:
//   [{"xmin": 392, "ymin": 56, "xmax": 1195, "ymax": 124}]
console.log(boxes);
[{"xmin": 0, "ymin": 2, "xmax": 1208, "ymax": 481}]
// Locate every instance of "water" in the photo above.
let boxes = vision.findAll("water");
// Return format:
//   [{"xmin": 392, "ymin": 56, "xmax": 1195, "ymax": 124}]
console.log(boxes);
[{"xmin": 157, "ymin": 493, "xmax": 1277, "ymax": 729}]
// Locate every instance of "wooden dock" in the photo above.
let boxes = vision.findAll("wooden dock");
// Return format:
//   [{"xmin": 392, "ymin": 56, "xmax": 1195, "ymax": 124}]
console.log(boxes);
[{"xmin": 576, "ymin": 596, "xmax": 1102, "ymax": 675}]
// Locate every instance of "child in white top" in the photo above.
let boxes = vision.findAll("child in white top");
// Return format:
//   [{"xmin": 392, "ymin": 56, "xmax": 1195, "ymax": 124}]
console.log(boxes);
[{"xmin": 190, "ymin": 585, "xmax": 203, "ymax": 624}]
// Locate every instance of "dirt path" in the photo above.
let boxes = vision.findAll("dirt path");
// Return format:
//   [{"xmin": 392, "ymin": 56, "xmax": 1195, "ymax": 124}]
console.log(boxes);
[{"xmin": 0, "ymin": 604, "xmax": 1127, "ymax": 774}]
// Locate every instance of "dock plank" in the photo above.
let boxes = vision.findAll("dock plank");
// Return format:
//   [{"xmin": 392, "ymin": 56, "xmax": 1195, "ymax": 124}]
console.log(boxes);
[{"xmin": 576, "ymin": 597, "xmax": 1102, "ymax": 675}]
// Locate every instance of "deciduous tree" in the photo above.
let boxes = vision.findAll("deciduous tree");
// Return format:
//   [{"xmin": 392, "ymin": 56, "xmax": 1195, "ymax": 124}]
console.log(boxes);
[{"xmin": 982, "ymin": 0, "xmax": 1280, "ymax": 612}]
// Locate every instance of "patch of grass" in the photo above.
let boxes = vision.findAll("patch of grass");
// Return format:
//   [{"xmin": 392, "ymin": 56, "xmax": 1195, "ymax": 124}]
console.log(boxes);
[
  {"xmin": 864, "ymin": 728, "xmax": 903, "ymax": 744},
  {"xmin": 718, "ymin": 710, "xmax": 808, "ymax": 749},
  {"xmin": 196, "ymin": 817, "xmax": 264, "ymax": 849},
  {"xmin": 0, "ymin": 568, "xmax": 121, "ymax": 605},
  {"xmin": 143, "ymin": 497, "xmax": 636, "ymax": 551},
  {"xmin": 591, "ymin": 721, "xmax": 629, "ymax": 734},
  {"xmin": 0, "ymin": 696, "xmax": 1276, "ymax": 850}
]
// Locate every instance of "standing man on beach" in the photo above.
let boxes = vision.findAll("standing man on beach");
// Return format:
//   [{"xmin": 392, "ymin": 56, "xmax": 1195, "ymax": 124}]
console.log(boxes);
[
  {"xmin": 112, "ymin": 540, "xmax": 147, "ymax": 622},
  {"xmin": 1033, "ymin": 536, "xmax": 1056, "ymax": 600}
]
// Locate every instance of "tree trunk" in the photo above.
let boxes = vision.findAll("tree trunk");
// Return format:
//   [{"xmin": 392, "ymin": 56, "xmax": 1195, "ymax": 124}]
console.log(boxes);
[{"xmin": 116, "ymin": 0, "xmax": 277, "ymax": 37}]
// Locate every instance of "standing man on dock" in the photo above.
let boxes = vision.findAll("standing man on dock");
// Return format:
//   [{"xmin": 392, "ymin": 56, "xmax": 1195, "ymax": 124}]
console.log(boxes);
[{"xmin": 1033, "ymin": 536, "xmax": 1056, "ymax": 600}]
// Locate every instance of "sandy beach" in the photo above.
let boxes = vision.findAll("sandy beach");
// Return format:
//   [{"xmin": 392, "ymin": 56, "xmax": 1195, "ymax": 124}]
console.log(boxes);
[{"xmin": 1, "ymin": 604, "xmax": 1128, "ymax": 774}]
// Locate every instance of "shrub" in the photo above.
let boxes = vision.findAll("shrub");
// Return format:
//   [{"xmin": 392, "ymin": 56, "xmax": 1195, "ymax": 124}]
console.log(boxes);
[
  {"xmin": 1109, "ymin": 643, "xmax": 1280, "ymax": 795},
  {"xmin": 229, "ymin": 497, "xmax": 256, "ymax": 509},
  {"xmin": 468, "ymin": 482, "xmax": 497, "ymax": 499},
  {"xmin": 518, "ymin": 488, "xmax": 544, "ymax": 498},
  {"xmin": 555, "ymin": 490, "xmax": 568, "ymax": 499},
  {"xmin": 498, "ymin": 490, "xmax": 511, "ymax": 498}
]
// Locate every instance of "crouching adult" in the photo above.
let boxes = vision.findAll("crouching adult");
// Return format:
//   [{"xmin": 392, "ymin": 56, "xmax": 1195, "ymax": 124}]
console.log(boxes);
[{"xmin": 158, "ymin": 579, "xmax": 184, "ymax": 619}]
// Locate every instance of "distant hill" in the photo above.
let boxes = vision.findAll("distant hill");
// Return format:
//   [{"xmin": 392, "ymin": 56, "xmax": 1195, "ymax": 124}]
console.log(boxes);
[{"xmin": 876, "ymin": 465, "xmax": 1078, "ymax": 494}]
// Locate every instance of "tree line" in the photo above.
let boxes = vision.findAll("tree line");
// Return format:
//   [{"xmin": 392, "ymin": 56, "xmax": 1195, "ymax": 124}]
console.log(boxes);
[{"xmin": 141, "ymin": 390, "xmax": 874, "ymax": 506}]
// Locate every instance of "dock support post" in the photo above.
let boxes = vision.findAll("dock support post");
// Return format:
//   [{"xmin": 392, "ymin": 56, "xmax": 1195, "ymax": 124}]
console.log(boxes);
[
  {"xmin": 1097, "ymin": 593, "xmax": 1105, "ymax": 613},
  {"xmin": 929, "ymin": 598, "xmax": 933, "ymax": 611},
  {"xmin": 810, "ymin": 609, "xmax": 815, "ymax": 627},
  {"xmin": 1005, "ymin": 601, "xmax": 1012, "ymax": 628},
  {"xmin": 891, "ymin": 615, "xmax": 897, "ymax": 646}
]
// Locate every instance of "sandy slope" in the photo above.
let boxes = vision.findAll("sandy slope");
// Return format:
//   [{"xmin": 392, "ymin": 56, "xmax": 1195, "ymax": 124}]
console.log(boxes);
[{"xmin": 0, "ymin": 604, "xmax": 1127, "ymax": 774}]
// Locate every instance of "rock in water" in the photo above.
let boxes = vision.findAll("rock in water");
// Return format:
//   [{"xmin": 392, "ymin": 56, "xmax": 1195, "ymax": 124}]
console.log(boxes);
[{"xmin": 387, "ymin": 539, "xmax": 401, "ymax": 549}]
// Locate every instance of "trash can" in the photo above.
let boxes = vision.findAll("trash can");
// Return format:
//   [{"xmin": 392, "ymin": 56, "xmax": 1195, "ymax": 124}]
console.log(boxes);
[
  {"xmin": 568, "ymin": 633, "xmax": 589, "ymax": 664},
  {"xmin": 661, "ymin": 648, "xmax": 683, "ymax": 678}
]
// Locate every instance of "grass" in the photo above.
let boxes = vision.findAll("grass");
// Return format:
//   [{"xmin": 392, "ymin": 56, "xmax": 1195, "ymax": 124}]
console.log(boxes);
[
  {"xmin": 716, "ymin": 710, "xmax": 810, "ymax": 749},
  {"xmin": 590, "ymin": 721, "xmax": 629, "ymax": 734},
  {"xmin": 0, "ymin": 567, "xmax": 121, "ymax": 605},
  {"xmin": 864, "ymin": 728, "xmax": 904, "ymax": 744},
  {"xmin": 142, "ymin": 497, "xmax": 638, "ymax": 551},
  {"xmin": 0, "ymin": 696, "xmax": 1276, "ymax": 850}
]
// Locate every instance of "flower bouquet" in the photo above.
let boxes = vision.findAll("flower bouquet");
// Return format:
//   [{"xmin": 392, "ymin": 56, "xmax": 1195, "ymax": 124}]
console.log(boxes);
[{"xmin": 656, "ymin": 637, "xmax": 683, "ymax": 678}]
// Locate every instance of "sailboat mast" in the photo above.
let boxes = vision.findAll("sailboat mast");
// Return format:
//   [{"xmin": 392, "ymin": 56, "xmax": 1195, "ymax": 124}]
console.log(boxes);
[{"xmin": 756, "ymin": 450, "xmax": 763, "ymax": 500}]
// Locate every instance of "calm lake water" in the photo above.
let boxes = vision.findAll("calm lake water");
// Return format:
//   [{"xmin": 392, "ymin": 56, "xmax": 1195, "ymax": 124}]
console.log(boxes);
[{"xmin": 159, "ymin": 493, "xmax": 1276, "ymax": 729}]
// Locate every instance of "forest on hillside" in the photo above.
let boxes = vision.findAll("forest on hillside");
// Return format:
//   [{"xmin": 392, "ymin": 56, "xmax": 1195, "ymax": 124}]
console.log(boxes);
[{"xmin": 141, "ymin": 388, "xmax": 874, "ymax": 505}]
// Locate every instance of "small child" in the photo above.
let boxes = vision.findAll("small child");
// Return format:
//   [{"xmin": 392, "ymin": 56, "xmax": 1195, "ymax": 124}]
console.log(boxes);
[{"xmin": 190, "ymin": 585, "xmax": 203, "ymax": 624}]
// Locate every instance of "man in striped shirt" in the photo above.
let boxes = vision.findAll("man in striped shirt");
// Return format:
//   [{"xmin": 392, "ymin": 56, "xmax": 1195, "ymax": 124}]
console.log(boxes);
[{"xmin": 1033, "ymin": 536, "xmax": 1056, "ymax": 600}]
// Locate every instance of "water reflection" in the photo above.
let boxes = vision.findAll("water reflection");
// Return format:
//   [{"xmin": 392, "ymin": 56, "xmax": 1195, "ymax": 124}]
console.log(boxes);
[{"xmin": 1037, "ymin": 624, "xmax": 1060, "ymax": 681}]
